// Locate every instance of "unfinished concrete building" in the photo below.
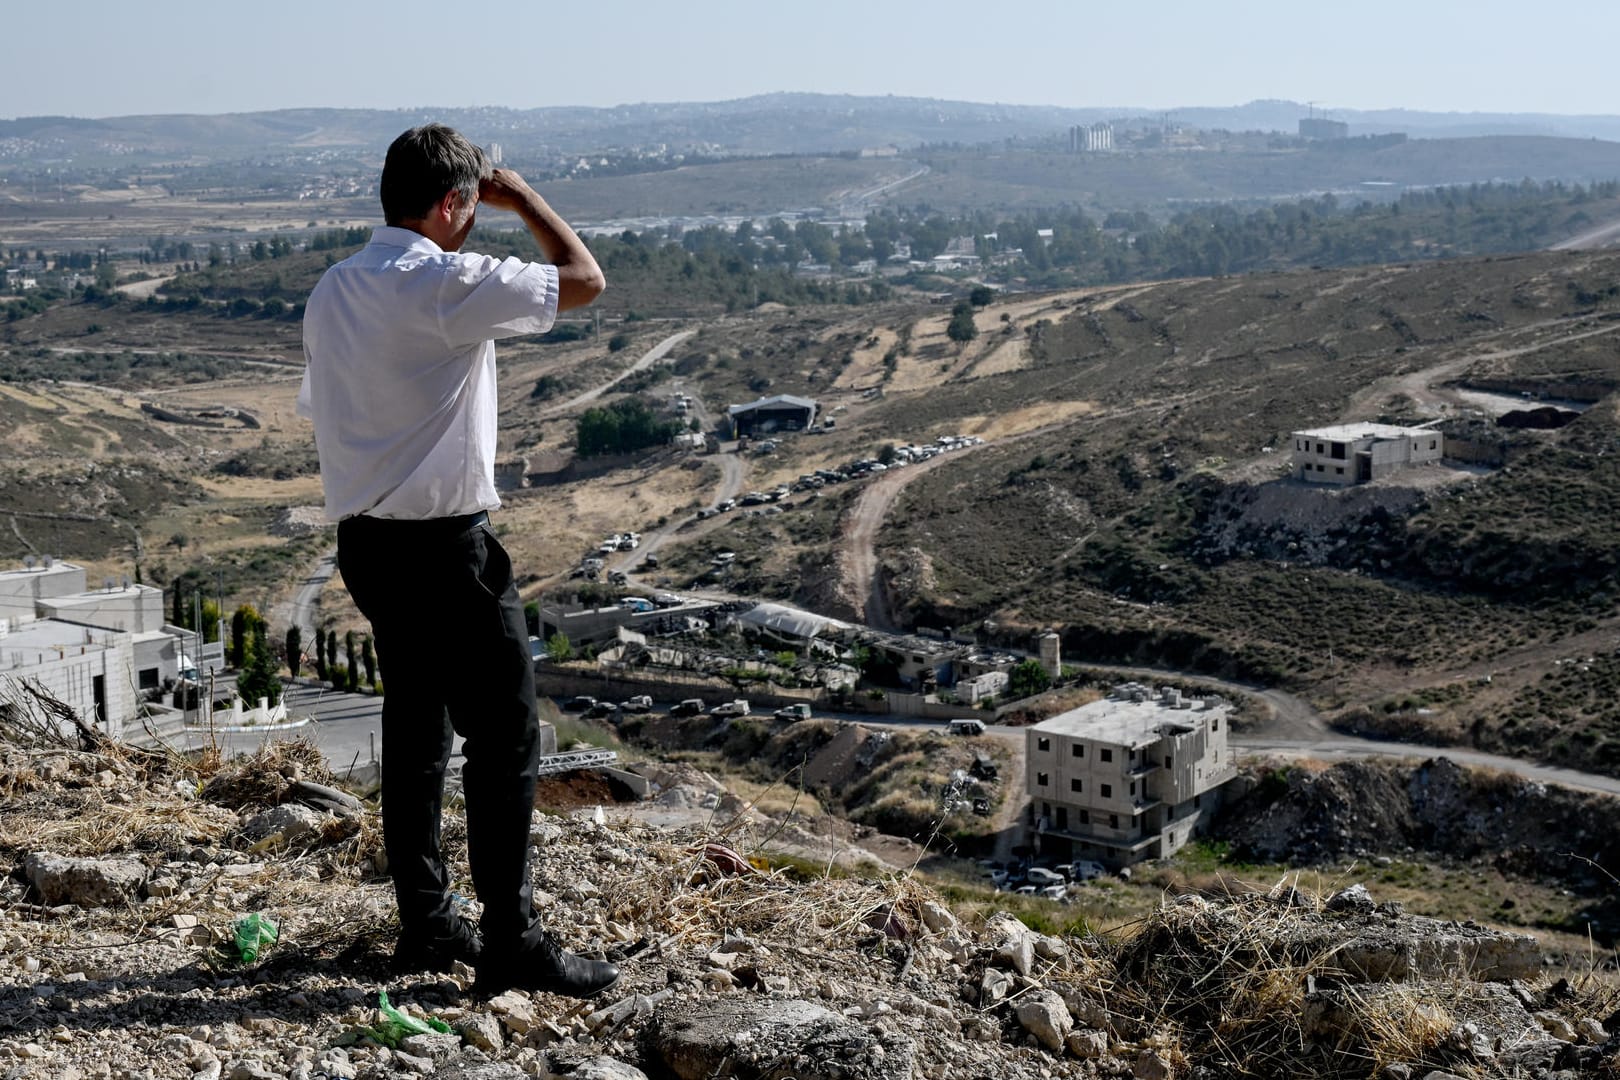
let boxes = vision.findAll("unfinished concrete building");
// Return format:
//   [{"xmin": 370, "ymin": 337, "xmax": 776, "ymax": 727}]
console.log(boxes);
[
  {"xmin": 1024, "ymin": 683, "xmax": 1237, "ymax": 866},
  {"xmin": 1292, "ymin": 422, "xmax": 1441, "ymax": 485}
]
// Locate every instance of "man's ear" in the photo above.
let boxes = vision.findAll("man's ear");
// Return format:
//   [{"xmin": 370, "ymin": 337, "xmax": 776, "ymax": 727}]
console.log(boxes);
[{"xmin": 434, "ymin": 188, "xmax": 459, "ymax": 224}]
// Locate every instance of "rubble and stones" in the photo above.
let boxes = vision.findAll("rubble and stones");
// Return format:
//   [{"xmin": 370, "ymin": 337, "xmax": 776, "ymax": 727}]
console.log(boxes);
[{"xmin": 0, "ymin": 720, "xmax": 1616, "ymax": 1078}]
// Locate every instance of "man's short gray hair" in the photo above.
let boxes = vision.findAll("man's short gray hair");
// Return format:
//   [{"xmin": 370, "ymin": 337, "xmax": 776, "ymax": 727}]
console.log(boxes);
[{"xmin": 380, "ymin": 123, "xmax": 491, "ymax": 227}]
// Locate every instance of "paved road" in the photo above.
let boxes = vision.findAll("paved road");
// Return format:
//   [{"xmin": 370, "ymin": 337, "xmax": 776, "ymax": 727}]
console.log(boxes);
[
  {"xmin": 190, "ymin": 681, "xmax": 1620, "ymax": 808},
  {"xmin": 1234, "ymin": 736, "xmax": 1620, "ymax": 798},
  {"xmin": 269, "ymin": 549, "xmax": 338, "ymax": 647}
]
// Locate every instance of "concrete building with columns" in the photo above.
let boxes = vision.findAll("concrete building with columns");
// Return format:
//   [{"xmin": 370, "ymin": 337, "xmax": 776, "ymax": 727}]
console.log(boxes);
[{"xmin": 1024, "ymin": 683, "xmax": 1237, "ymax": 867}]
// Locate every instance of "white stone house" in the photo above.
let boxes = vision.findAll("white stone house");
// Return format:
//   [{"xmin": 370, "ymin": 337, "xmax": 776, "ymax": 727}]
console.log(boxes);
[
  {"xmin": 1024, "ymin": 684, "xmax": 1237, "ymax": 867},
  {"xmin": 0, "ymin": 560, "xmax": 204, "ymax": 738}
]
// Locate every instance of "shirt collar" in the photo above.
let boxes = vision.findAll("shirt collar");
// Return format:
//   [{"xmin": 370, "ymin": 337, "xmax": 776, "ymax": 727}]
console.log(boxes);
[{"xmin": 369, "ymin": 225, "xmax": 445, "ymax": 254}]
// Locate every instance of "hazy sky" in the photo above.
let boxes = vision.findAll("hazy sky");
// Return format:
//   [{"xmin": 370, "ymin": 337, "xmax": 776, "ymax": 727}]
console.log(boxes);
[{"xmin": 7, "ymin": 0, "xmax": 1616, "ymax": 120}]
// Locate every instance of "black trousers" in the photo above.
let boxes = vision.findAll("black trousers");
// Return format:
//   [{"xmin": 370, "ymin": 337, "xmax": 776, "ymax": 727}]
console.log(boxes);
[{"xmin": 337, "ymin": 511, "xmax": 540, "ymax": 946}]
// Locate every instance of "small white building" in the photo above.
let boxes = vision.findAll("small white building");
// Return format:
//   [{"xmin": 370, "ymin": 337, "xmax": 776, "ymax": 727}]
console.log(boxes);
[
  {"xmin": 954, "ymin": 669, "xmax": 1008, "ymax": 704},
  {"xmin": 0, "ymin": 560, "xmax": 208, "ymax": 739},
  {"xmin": 1291, "ymin": 422, "xmax": 1442, "ymax": 485},
  {"xmin": 1025, "ymin": 683, "xmax": 1237, "ymax": 866}
]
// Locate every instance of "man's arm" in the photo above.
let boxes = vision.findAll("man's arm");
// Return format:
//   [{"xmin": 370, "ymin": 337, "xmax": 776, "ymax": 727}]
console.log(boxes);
[{"xmin": 480, "ymin": 169, "xmax": 606, "ymax": 312}]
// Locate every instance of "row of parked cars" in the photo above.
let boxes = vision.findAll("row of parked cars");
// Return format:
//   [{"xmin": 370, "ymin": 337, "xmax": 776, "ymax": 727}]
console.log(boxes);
[
  {"xmin": 985, "ymin": 858, "xmax": 1110, "ymax": 898},
  {"xmin": 561, "ymin": 695, "xmax": 812, "ymax": 722}
]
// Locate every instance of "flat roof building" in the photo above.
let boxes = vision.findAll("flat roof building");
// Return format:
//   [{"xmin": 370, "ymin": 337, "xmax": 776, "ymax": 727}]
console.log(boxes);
[
  {"xmin": 1292, "ymin": 422, "xmax": 1441, "ymax": 485},
  {"xmin": 1025, "ymin": 683, "xmax": 1237, "ymax": 866},
  {"xmin": 0, "ymin": 560, "xmax": 209, "ymax": 740}
]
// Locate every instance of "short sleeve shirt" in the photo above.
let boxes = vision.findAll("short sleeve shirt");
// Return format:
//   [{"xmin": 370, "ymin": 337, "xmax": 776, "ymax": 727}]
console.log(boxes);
[{"xmin": 297, "ymin": 226, "xmax": 559, "ymax": 520}]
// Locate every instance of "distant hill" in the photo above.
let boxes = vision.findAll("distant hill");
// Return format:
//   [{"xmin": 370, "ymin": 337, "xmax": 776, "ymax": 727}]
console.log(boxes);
[{"xmin": 4, "ymin": 95, "xmax": 1620, "ymax": 165}]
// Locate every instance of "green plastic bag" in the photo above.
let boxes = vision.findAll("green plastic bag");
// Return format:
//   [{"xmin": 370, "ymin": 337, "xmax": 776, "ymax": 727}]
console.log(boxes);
[
  {"xmin": 366, "ymin": 990, "xmax": 452, "ymax": 1047},
  {"xmin": 232, "ymin": 912, "xmax": 279, "ymax": 963}
]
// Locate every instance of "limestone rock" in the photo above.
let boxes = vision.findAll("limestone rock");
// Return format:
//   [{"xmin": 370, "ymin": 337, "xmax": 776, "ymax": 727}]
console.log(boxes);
[
  {"xmin": 1133, "ymin": 1049, "xmax": 1174, "ymax": 1080},
  {"xmin": 979, "ymin": 968, "xmax": 1013, "ymax": 1006},
  {"xmin": 434, "ymin": 1066, "xmax": 530, "ymax": 1080},
  {"xmin": 1012, "ymin": 990, "xmax": 1072, "ymax": 1051},
  {"xmin": 984, "ymin": 912, "xmax": 1034, "ymax": 976},
  {"xmin": 24, "ymin": 852, "xmax": 147, "ymax": 907},
  {"xmin": 917, "ymin": 900, "xmax": 956, "ymax": 934},
  {"xmin": 1067, "ymin": 1029, "xmax": 1109, "ymax": 1059},
  {"xmin": 399, "ymin": 1032, "xmax": 463, "ymax": 1060},
  {"xmin": 643, "ymin": 996, "xmax": 916, "ymax": 1080},
  {"xmin": 456, "ymin": 1013, "xmax": 503, "ymax": 1053},
  {"xmin": 553, "ymin": 1058, "xmax": 651, "ymax": 1080},
  {"xmin": 238, "ymin": 804, "xmax": 326, "ymax": 847},
  {"xmin": 1325, "ymin": 883, "xmax": 1376, "ymax": 913}
]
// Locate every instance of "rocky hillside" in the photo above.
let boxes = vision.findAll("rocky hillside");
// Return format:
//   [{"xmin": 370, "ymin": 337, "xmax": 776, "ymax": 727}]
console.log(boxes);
[{"xmin": 1, "ymin": 690, "xmax": 1618, "ymax": 1078}]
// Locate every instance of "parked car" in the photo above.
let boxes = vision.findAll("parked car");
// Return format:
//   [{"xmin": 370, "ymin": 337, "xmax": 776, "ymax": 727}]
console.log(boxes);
[
  {"xmin": 669, "ymin": 698, "xmax": 706, "ymax": 717},
  {"xmin": 1025, "ymin": 866, "xmax": 1067, "ymax": 887},
  {"xmin": 607, "ymin": 570, "xmax": 628, "ymax": 585},
  {"xmin": 618, "ymin": 597, "xmax": 655, "ymax": 613},
  {"xmin": 1040, "ymin": 884, "xmax": 1069, "ymax": 901},
  {"xmin": 618, "ymin": 696, "xmax": 654, "ymax": 714},
  {"xmin": 641, "ymin": 555, "xmax": 660, "ymax": 570},
  {"xmin": 947, "ymin": 718, "xmax": 987, "ymax": 736},
  {"xmin": 562, "ymin": 695, "xmax": 597, "ymax": 712},
  {"xmin": 709, "ymin": 700, "xmax": 751, "ymax": 717},
  {"xmin": 652, "ymin": 592, "xmax": 683, "ymax": 608},
  {"xmin": 773, "ymin": 703, "xmax": 813, "ymax": 721},
  {"xmin": 1070, "ymin": 860, "xmax": 1108, "ymax": 882},
  {"xmin": 711, "ymin": 551, "xmax": 736, "ymax": 565},
  {"xmin": 583, "ymin": 701, "xmax": 616, "ymax": 719}
]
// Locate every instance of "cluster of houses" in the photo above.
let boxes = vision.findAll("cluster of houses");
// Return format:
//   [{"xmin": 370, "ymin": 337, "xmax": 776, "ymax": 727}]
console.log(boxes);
[{"xmin": 0, "ymin": 558, "xmax": 222, "ymax": 738}]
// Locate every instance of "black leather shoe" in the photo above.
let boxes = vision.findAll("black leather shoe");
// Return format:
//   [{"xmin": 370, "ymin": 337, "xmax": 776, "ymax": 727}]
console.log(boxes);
[
  {"xmin": 475, "ymin": 929, "xmax": 620, "ymax": 998},
  {"xmin": 390, "ymin": 916, "xmax": 482, "ymax": 975}
]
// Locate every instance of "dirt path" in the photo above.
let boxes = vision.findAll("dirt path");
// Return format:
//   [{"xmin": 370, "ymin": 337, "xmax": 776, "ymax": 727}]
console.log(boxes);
[
  {"xmin": 1347, "ymin": 316, "xmax": 1620, "ymax": 419},
  {"xmin": 545, "ymin": 329, "xmax": 695, "ymax": 416},
  {"xmin": 624, "ymin": 394, "xmax": 748, "ymax": 575},
  {"xmin": 1551, "ymin": 214, "xmax": 1620, "ymax": 251}
]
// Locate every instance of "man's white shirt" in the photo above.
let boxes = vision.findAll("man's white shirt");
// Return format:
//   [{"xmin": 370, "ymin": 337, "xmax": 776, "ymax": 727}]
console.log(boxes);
[{"xmin": 297, "ymin": 226, "xmax": 559, "ymax": 521}]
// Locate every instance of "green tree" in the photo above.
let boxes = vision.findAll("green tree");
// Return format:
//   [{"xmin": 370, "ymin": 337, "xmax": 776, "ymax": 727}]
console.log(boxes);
[
  {"xmin": 229, "ymin": 605, "xmax": 260, "ymax": 668},
  {"xmin": 285, "ymin": 625, "xmax": 302, "ymax": 680},
  {"xmin": 946, "ymin": 302, "xmax": 978, "ymax": 344},
  {"xmin": 200, "ymin": 599, "xmax": 221, "ymax": 644},
  {"xmin": 969, "ymin": 285, "xmax": 995, "ymax": 307},
  {"xmin": 1008, "ymin": 659, "xmax": 1051, "ymax": 700},
  {"xmin": 344, "ymin": 631, "xmax": 360, "ymax": 693},
  {"xmin": 236, "ymin": 617, "xmax": 281, "ymax": 706},
  {"xmin": 325, "ymin": 629, "xmax": 338, "ymax": 674},
  {"xmin": 545, "ymin": 632, "xmax": 573, "ymax": 663},
  {"xmin": 361, "ymin": 634, "xmax": 377, "ymax": 687}
]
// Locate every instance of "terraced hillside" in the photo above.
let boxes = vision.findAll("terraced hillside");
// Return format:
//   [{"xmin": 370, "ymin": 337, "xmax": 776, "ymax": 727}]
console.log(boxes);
[{"xmin": 821, "ymin": 251, "xmax": 1620, "ymax": 775}]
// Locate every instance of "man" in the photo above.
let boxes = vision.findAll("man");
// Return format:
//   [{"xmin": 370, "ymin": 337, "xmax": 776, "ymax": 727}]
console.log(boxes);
[{"xmin": 298, "ymin": 123, "xmax": 616, "ymax": 998}]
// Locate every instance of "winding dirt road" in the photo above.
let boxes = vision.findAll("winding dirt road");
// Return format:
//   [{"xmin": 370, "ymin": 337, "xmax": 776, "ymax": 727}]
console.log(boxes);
[{"xmin": 544, "ymin": 329, "xmax": 695, "ymax": 416}]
